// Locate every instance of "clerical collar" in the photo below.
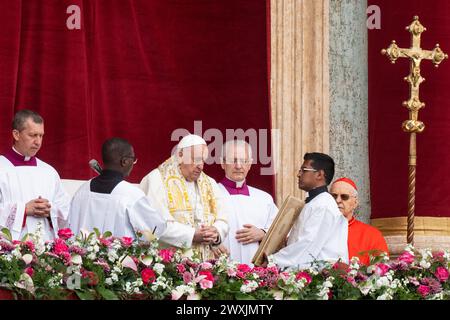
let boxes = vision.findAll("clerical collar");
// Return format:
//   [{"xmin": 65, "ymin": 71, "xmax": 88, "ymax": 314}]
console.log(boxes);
[
  {"xmin": 3, "ymin": 147, "xmax": 37, "ymax": 166},
  {"xmin": 305, "ymin": 185, "xmax": 328, "ymax": 203},
  {"xmin": 348, "ymin": 216, "xmax": 356, "ymax": 226},
  {"xmin": 220, "ymin": 176, "xmax": 250, "ymax": 196},
  {"xmin": 90, "ymin": 169, "xmax": 124, "ymax": 194}
]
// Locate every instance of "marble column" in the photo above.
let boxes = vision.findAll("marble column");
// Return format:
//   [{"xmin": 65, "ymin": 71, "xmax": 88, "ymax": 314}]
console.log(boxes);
[
  {"xmin": 270, "ymin": 0, "xmax": 330, "ymax": 205},
  {"xmin": 328, "ymin": 0, "xmax": 370, "ymax": 223}
]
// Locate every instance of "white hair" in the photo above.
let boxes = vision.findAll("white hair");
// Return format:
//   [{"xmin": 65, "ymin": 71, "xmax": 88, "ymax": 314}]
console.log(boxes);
[
  {"xmin": 221, "ymin": 139, "xmax": 253, "ymax": 160},
  {"xmin": 331, "ymin": 180, "xmax": 359, "ymax": 198}
]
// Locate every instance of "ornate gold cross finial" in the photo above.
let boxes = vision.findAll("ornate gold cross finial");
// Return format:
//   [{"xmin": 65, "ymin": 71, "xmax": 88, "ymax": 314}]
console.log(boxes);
[
  {"xmin": 382, "ymin": 16, "xmax": 448, "ymax": 134},
  {"xmin": 381, "ymin": 16, "xmax": 447, "ymax": 245}
]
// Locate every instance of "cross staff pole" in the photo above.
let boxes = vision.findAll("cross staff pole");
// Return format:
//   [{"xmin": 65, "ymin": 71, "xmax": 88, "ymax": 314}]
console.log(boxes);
[{"xmin": 381, "ymin": 16, "xmax": 448, "ymax": 245}]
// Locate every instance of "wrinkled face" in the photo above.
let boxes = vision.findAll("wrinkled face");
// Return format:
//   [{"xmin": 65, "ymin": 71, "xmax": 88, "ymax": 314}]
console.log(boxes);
[
  {"xmin": 330, "ymin": 181, "xmax": 358, "ymax": 220},
  {"xmin": 221, "ymin": 144, "xmax": 252, "ymax": 182},
  {"xmin": 178, "ymin": 144, "xmax": 208, "ymax": 182},
  {"xmin": 12, "ymin": 119, "xmax": 44, "ymax": 157},
  {"xmin": 297, "ymin": 160, "xmax": 320, "ymax": 192}
]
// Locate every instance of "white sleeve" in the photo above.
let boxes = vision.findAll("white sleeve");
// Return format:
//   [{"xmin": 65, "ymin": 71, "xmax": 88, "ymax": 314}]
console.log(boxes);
[
  {"xmin": 0, "ymin": 189, "xmax": 26, "ymax": 238},
  {"xmin": 141, "ymin": 170, "xmax": 195, "ymax": 248},
  {"xmin": 271, "ymin": 206, "xmax": 336, "ymax": 269},
  {"xmin": 128, "ymin": 196, "xmax": 167, "ymax": 239},
  {"xmin": 210, "ymin": 179, "xmax": 229, "ymax": 242},
  {"xmin": 50, "ymin": 173, "xmax": 71, "ymax": 231},
  {"xmin": 263, "ymin": 200, "xmax": 278, "ymax": 233}
]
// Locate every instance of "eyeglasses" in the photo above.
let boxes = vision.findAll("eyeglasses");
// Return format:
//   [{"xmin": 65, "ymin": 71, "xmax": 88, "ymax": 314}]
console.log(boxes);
[
  {"xmin": 224, "ymin": 158, "xmax": 252, "ymax": 165},
  {"xmin": 331, "ymin": 193, "xmax": 353, "ymax": 201},
  {"xmin": 123, "ymin": 156, "xmax": 138, "ymax": 165},
  {"xmin": 299, "ymin": 167, "xmax": 318, "ymax": 174}
]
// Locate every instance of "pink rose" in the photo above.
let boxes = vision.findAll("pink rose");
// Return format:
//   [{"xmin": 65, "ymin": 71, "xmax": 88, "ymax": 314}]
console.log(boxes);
[
  {"xmin": 398, "ymin": 251, "xmax": 415, "ymax": 264},
  {"xmin": 57, "ymin": 228, "xmax": 74, "ymax": 240},
  {"xmin": 251, "ymin": 267, "xmax": 267, "ymax": 277},
  {"xmin": 198, "ymin": 271, "xmax": 214, "ymax": 290},
  {"xmin": 237, "ymin": 264, "xmax": 252, "ymax": 274},
  {"xmin": 198, "ymin": 270, "xmax": 215, "ymax": 283},
  {"xmin": 25, "ymin": 267, "xmax": 34, "ymax": 277},
  {"xmin": 120, "ymin": 237, "xmax": 133, "ymax": 248},
  {"xmin": 346, "ymin": 276, "xmax": 357, "ymax": 287},
  {"xmin": 199, "ymin": 279, "xmax": 213, "ymax": 290},
  {"xmin": 176, "ymin": 264, "xmax": 186, "ymax": 274},
  {"xmin": 435, "ymin": 267, "xmax": 449, "ymax": 282},
  {"xmin": 99, "ymin": 237, "xmax": 112, "ymax": 247},
  {"xmin": 295, "ymin": 271, "xmax": 312, "ymax": 284},
  {"xmin": 59, "ymin": 251, "xmax": 72, "ymax": 265},
  {"xmin": 375, "ymin": 263, "xmax": 390, "ymax": 276},
  {"xmin": 24, "ymin": 241, "xmax": 35, "ymax": 252},
  {"xmin": 227, "ymin": 268, "xmax": 237, "ymax": 277},
  {"xmin": 183, "ymin": 271, "xmax": 193, "ymax": 284},
  {"xmin": 266, "ymin": 266, "xmax": 279, "ymax": 275},
  {"xmin": 280, "ymin": 272, "xmax": 291, "ymax": 281},
  {"xmin": 53, "ymin": 238, "xmax": 69, "ymax": 255},
  {"xmin": 141, "ymin": 268, "xmax": 156, "ymax": 285},
  {"xmin": 417, "ymin": 285, "xmax": 431, "ymax": 297},
  {"xmin": 432, "ymin": 251, "xmax": 445, "ymax": 260},
  {"xmin": 159, "ymin": 249, "xmax": 175, "ymax": 263},
  {"xmin": 199, "ymin": 262, "xmax": 213, "ymax": 270}
]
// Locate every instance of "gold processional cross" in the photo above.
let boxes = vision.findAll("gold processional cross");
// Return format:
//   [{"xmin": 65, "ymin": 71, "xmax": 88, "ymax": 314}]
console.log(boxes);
[{"xmin": 381, "ymin": 16, "xmax": 448, "ymax": 245}]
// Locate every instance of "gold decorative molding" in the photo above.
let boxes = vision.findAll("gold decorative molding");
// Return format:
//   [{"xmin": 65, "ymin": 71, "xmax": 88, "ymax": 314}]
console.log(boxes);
[
  {"xmin": 270, "ymin": 0, "xmax": 330, "ymax": 205},
  {"xmin": 371, "ymin": 216, "xmax": 450, "ymax": 237}
]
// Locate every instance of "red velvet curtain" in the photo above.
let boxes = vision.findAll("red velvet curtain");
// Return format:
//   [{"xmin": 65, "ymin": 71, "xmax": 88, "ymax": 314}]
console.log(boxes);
[
  {"xmin": 0, "ymin": 0, "xmax": 273, "ymax": 195},
  {"xmin": 368, "ymin": 0, "xmax": 450, "ymax": 218}
]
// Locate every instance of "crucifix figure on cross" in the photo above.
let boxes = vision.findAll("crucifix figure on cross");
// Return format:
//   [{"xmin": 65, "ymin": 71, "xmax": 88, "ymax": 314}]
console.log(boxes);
[{"xmin": 381, "ymin": 16, "xmax": 448, "ymax": 245}]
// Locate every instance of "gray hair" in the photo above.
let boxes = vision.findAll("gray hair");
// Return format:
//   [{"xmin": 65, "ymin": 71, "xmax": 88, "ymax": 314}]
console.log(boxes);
[
  {"xmin": 221, "ymin": 139, "xmax": 253, "ymax": 160},
  {"xmin": 12, "ymin": 109, "xmax": 43, "ymax": 131}
]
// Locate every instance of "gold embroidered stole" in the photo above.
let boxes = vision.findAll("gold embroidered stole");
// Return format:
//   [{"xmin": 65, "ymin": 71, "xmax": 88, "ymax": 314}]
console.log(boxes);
[{"xmin": 158, "ymin": 156, "xmax": 218, "ymax": 260}]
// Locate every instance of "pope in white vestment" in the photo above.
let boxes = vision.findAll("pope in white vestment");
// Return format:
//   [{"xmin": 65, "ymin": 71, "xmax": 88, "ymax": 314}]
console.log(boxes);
[
  {"xmin": 140, "ymin": 134, "xmax": 229, "ymax": 260},
  {"xmin": 0, "ymin": 111, "xmax": 70, "ymax": 241}
]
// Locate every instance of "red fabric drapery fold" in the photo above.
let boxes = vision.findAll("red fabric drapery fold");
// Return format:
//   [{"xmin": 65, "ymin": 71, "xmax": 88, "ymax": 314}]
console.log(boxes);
[
  {"xmin": 368, "ymin": 0, "xmax": 450, "ymax": 218},
  {"xmin": 0, "ymin": 0, "xmax": 273, "ymax": 195}
]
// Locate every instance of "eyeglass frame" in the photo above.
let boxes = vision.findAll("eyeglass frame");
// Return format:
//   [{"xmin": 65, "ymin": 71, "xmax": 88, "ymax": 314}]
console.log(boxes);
[
  {"xmin": 298, "ymin": 167, "xmax": 318, "ymax": 174},
  {"xmin": 122, "ymin": 155, "xmax": 138, "ymax": 165},
  {"xmin": 330, "ymin": 193, "xmax": 355, "ymax": 201},
  {"xmin": 223, "ymin": 158, "xmax": 253, "ymax": 165}
]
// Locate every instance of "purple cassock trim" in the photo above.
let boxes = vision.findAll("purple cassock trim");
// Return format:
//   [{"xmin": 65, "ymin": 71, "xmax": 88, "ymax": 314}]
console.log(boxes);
[
  {"xmin": 220, "ymin": 177, "xmax": 250, "ymax": 196},
  {"xmin": 3, "ymin": 148, "xmax": 37, "ymax": 166}
]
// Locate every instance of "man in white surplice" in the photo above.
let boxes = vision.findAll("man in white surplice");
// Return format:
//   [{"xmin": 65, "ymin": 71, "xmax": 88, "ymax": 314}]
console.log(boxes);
[
  {"xmin": 216, "ymin": 140, "xmax": 277, "ymax": 265},
  {"xmin": 0, "ymin": 109, "xmax": 70, "ymax": 241},
  {"xmin": 267, "ymin": 152, "xmax": 348, "ymax": 270},
  {"xmin": 69, "ymin": 138, "xmax": 166, "ymax": 240},
  {"xmin": 139, "ymin": 134, "xmax": 229, "ymax": 260}
]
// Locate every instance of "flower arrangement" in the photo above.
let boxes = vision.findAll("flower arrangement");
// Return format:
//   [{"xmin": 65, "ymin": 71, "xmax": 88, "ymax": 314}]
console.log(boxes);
[{"xmin": 0, "ymin": 226, "xmax": 449, "ymax": 300}]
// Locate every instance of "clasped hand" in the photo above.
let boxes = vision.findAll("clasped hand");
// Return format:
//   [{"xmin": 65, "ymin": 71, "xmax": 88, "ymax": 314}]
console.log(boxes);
[
  {"xmin": 26, "ymin": 196, "xmax": 51, "ymax": 218},
  {"xmin": 193, "ymin": 225, "xmax": 219, "ymax": 244}
]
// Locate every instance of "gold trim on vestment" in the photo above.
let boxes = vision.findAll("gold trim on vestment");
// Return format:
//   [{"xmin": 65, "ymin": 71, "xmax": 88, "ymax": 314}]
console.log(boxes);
[{"xmin": 158, "ymin": 156, "xmax": 219, "ymax": 260}]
